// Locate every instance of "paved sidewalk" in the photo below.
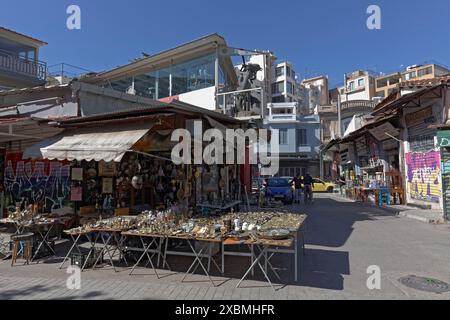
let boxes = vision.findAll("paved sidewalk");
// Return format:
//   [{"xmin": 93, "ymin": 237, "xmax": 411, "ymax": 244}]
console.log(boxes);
[
  {"xmin": 1, "ymin": 194, "xmax": 450, "ymax": 300},
  {"xmin": 330, "ymin": 193, "xmax": 445, "ymax": 223}
]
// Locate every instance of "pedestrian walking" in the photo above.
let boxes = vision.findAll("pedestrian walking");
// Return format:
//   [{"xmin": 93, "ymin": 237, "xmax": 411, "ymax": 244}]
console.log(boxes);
[
  {"xmin": 303, "ymin": 173, "xmax": 314, "ymax": 204},
  {"xmin": 290, "ymin": 173, "xmax": 303, "ymax": 204}
]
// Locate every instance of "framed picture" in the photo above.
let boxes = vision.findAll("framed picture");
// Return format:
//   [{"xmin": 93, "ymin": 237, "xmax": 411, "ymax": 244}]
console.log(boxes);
[
  {"xmin": 71, "ymin": 168, "xmax": 83, "ymax": 181},
  {"xmin": 102, "ymin": 178, "xmax": 113, "ymax": 194},
  {"xmin": 99, "ymin": 161, "xmax": 117, "ymax": 177},
  {"xmin": 70, "ymin": 186, "xmax": 82, "ymax": 202}
]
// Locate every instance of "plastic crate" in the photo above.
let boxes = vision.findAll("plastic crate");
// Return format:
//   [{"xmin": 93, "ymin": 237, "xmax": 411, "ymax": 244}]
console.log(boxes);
[{"xmin": 70, "ymin": 249, "xmax": 103, "ymax": 268}]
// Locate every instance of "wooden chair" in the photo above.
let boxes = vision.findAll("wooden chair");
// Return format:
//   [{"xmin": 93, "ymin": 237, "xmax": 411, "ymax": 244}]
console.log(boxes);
[
  {"xmin": 10, "ymin": 232, "xmax": 33, "ymax": 266},
  {"xmin": 386, "ymin": 171, "xmax": 404, "ymax": 205}
]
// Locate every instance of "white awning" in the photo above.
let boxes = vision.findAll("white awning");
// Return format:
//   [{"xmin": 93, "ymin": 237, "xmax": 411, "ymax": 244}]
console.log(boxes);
[{"xmin": 23, "ymin": 124, "xmax": 153, "ymax": 162}]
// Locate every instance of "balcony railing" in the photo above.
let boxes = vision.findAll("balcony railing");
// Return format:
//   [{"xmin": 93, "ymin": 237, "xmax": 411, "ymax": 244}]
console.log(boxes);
[
  {"xmin": 341, "ymin": 100, "xmax": 377, "ymax": 110},
  {"xmin": 266, "ymin": 113, "xmax": 297, "ymax": 122},
  {"xmin": 0, "ymin": 49, "xmax": 47, "ymax": 82}
]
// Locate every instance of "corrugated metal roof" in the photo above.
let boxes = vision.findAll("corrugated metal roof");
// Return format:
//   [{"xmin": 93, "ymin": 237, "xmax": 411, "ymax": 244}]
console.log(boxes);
[
  {"xmin": 0, "ymin": 83, "xmax": 70, "ymax": 96},
  {"xmin": 372, "ymin": 85, "xmax": 442, "ymax": 116},
  {"xmin": 56, "ymin": 100, "xmax": 242, "ymax": 126}
]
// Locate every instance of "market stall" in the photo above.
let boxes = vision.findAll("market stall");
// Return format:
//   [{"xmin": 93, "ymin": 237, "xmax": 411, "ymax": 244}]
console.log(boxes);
[
  {"xmin": 61, "ymin": 210, "xmax": 307, "ymax": 289},
  {"xmin": 0, "ymin": 206, "xmax": 76, "ymax": 261}
]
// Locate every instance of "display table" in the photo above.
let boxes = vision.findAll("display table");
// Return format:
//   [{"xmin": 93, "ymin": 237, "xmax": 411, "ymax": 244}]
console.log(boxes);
[
  {"xmin": 120, "ymin": 231, "xmax": 169, "ymax": 277},
  {"xmin": 88, "ymin": 228, "xmax": 129, "ymax": 272},
  {"xmin": 236, "ymin": 237, "xmax": 295, "ymax": 291},
  {"xmin": 1, "ymin": 218, "xmax": 66, "ymax": 261},
  {"xmin": 163, "ymin": 234, "xmax": 223, "ymax": 286},
  {"xmin": 228, "ymin": 216, "xmax": 307, "ymax": 290},
  {"xmin": 60, "ymin": 229, "xmax": 96, "ymax": 270},
  {"xmin": 221, "ymin": 238, "xmax": 254, "ymax": 276}
]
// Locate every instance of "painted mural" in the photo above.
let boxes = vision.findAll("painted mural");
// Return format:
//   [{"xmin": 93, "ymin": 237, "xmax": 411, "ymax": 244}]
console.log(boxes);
[
  {"xmin": 405, "ymin": 150, "xmax": 441, "ymax": 203},
  {"xmin": 3, "ymin": 152, "xmax": 71, "ymax": 212}
]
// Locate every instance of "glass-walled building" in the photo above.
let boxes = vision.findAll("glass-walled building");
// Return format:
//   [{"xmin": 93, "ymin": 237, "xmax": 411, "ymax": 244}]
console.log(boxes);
[
  {"xmin": 82, "ymin": 34, "xmax": 237, "ymax": 110},
  {"xmin": 108, "ymin": 53, "xmax": 227, "ymax": 100}
]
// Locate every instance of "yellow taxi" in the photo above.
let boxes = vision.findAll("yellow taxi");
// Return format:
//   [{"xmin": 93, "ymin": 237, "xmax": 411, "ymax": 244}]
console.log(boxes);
[
  {"xmin": 311, "ymin": 178, "xmax": 336, "ymax": 193},
  {"xmin": 301, "ymin": 178, "xmax": 336, "ymax": 193}
]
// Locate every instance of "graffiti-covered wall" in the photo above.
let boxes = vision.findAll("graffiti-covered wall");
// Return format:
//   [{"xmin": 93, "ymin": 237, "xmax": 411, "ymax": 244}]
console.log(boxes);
[
  {"xmin": 3, "ymin": 152, "xmax": 71, "ymax": 211},
  {"xmin": 405, "ymin": 150, "xmax": 441, "ymax": 204}
]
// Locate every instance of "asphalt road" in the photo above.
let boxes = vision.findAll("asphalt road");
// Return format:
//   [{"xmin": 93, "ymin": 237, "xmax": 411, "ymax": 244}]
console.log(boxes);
[{"xmin": 1, "ymin": 193, "xmax": 450, "ymax": 300}]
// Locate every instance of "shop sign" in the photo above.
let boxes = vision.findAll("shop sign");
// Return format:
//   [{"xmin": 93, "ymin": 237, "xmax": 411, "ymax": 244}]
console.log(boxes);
[
  {"xmin": 70, "ymin": 186, "xmax": 82, "ymax": 202},
  {"xmin": 405, "ymin": 106, "xmax": 433, "ymax": 127},
  {"xmin": 99, "ymin": 161, "xmax": 117, "ymax": 177},
  {"xmin": 102, "ymin": 178, "xmax": 113, "ymax": 194},
  {"xmin": 71, "ymin": 167, "xmax": 83, "ymax": 181},
  {"xmin": 437, "ymin": 130, "xmax": 450, "ymax": 147}
]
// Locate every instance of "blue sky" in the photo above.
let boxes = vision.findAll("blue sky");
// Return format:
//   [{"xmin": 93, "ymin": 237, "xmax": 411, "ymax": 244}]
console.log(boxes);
[{"xmin": 1, "ymin": 0, "xmax": 450, "ymax": 87}]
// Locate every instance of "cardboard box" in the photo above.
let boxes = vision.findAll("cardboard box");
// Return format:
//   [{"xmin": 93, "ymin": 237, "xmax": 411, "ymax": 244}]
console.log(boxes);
[{"xmin": 114, "ymin": 208, "xmax": 130, "ymax": 216}]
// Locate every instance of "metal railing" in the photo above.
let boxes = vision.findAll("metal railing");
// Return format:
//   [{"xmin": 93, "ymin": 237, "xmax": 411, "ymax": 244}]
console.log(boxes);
[
  {"xmin": 0, "ymin": 49, "xmax": 47, "ymax": 81},
  {"xmin": 341, "ymin": 100, "xmax": 377, "ymax": 110}
]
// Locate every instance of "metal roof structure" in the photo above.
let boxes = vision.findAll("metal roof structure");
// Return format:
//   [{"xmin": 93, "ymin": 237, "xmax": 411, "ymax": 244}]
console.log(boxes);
[
  {"xmin": 80, "ymin": 33, "xmax": 238, "ymax": 87},
  {"xmin": 0, "ymin": 26, "xmax": 48, "ymax": 46}
]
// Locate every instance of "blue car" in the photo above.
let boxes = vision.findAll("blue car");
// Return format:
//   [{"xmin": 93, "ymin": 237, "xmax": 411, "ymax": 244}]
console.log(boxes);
[{"xmin": 265, "ymin": 178, "xmax": 294, "ymax": 205}]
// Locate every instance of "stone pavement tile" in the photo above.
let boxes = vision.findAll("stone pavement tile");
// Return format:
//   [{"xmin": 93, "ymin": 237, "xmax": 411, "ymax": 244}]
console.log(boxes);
[
  {"xmin": 202, "ymin": 287, "xmax": 217, "ymax": 300},
  {"xmin": 192, "ymin": 286, "xmax": 209, "ymax": 300},
  {"xmin": 120, "ymin": 283, "xmax": 144, "ymax": 300},
  {"xmin": 221, "ymin": 287, "xmax": 235, "ymax": 300},
  {"xmin": 184, "ymin": 286, "xmax": 200, "ymax": 300},
  {"xmin": 237, "ymin": 287, "xmax": 252, "ymax": 299},
  {"xmin": 211, "ymin": 288, "xmax": 226, "ymax": 300},
  {"xmin": 106, "ymin": 279, "xmax": 129, "ymax": 295},
  {"xmin": 174, "ymin": 285, "xmax": 193, "ymax": 300},
  {"xmin": 158, "ymin": 284, "xmax": 178, "ymax": 300},
  {"xmin": 249, "ymin": 288, "xmax": 261, "ymax": 300},
  {"xmin": 115, "ymin": 282, "xmax": 140, "ymax": 300}
]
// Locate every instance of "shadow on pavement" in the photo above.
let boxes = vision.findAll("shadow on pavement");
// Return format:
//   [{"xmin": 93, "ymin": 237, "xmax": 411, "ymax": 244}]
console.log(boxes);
[{"xmin": 293, "ymin": 195, "xmax": 396, "ymax": 290}]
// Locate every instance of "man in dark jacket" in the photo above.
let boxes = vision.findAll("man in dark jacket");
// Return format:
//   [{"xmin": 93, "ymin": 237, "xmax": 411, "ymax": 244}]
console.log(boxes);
[
  {"xmin": 290, "ymin": 173, "xmax": 303, "ymax": 204},
  {"xmin": 303, "ymin": 173, "xmax": 315, "ymax": 203}
]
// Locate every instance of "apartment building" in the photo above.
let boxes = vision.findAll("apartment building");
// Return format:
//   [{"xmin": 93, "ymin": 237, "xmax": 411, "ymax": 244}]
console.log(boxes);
[
  {"xmin": 327, "ymin": 70, "xmax": 378, "ymax": 136},
  {"xmin": 375, "ymin": 63, "xmax": 450, "ymax": 98},
  {"xmin": 300, "ymin": 75, "xmax": 329, "ymax": 115},
  {"xmin": 264, "ymin": 102, "xmax": 321, "ymax": 177},
  {"xmin": 0, "ymin": 27, "xmax": 47, "ymax": 90},
  {"xmin": 271, "ymin": 61, "xmax": 301, "ymax": 103},
  {"xmin": 341, "ymin": 70, "xmax": 377, "ymax": 102}
]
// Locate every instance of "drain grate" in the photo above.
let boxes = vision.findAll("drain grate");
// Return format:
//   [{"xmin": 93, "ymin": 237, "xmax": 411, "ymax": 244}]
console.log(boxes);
[{"xmin": 399, "ymin": 275, "xmax": 450, "ymax": 294}]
